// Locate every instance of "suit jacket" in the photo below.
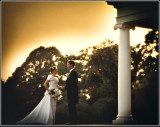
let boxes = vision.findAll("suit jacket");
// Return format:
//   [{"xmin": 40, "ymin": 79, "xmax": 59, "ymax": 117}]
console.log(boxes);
[{"xmin": 65, "ymin": 69, "xmax": 79, "ymax": 104}]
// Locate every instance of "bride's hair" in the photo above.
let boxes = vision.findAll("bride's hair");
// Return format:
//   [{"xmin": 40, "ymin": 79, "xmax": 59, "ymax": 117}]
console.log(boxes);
[{"xmin": 50, "ymin": 66, "xmax": 57, "ymax": 73}]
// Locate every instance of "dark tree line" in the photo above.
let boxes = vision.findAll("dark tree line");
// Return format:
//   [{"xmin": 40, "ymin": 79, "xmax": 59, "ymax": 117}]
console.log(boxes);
[
  {"xmin": 131, "ymin": 30, "xmax": 159, "ymax": 124},
  {"xmin": 2, "ymin": 30, "xmax": 158, "ymax": 125}
]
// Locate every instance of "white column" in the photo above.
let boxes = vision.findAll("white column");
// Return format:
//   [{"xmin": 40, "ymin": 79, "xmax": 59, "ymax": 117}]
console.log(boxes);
[{"xmin": 112, "ymin": 23, "xmax": 135, "ymax": 125}]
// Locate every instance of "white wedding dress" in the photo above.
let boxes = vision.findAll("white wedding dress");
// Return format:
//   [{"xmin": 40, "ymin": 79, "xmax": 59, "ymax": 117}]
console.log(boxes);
[{"xmin": 17, "ymin": 74, "xmax": 59, "ymax": 125}]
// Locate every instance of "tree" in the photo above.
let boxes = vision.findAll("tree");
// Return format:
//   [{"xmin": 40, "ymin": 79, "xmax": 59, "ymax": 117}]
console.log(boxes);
[
  {"xmin": 2, "ymin": 46, "xmax": 63, "ymax": 124},
  {"xmin": 76, "ymin": 41, "xmax": 118, "ymax": 123},
  {"xmin": 131, "ymin": 30, "xmax": 159, "ymax": 124},
  {"xmin": 83, "ymin": 42, "xmax": 118, "ymax": 103}
]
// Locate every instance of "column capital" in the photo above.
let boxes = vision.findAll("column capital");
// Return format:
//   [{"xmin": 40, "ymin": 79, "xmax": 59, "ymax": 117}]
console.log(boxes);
[{"xmin": 114, "ymin": 23, "xmax": 135, "ymax": 30}]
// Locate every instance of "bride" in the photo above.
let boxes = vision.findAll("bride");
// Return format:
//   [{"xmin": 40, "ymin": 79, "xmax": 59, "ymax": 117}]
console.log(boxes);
[{"xmin": 17, "ymin": 66, "xmax": 63, "ymax": 125}]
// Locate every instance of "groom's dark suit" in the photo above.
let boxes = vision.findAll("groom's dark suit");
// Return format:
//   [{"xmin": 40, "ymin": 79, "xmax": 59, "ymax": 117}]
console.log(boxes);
[{"xmin": 65, "ymin": 69, "xmax": 79, "ymax": 124}]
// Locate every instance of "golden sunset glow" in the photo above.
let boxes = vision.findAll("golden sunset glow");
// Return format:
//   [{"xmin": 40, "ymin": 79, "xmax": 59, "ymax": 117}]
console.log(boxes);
[{"xmin": 2, "ymin": 1, "xmax": 151, "ymax": 82}]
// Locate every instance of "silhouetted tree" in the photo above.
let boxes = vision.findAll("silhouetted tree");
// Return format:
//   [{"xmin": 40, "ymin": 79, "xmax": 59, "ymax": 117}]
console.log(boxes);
[
  {"xmin": 2, "ymin": 46, "xmax": 63, "ymax": 124},
  {"xmin": 131, "ymin": 30, "xmax": 159, "ymax": 125}
]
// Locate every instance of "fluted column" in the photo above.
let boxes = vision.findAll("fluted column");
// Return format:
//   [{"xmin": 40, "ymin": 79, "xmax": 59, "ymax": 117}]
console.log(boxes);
[{"xmin": 112, "ymin": 23, "xmax": 135, "ymax": 125}]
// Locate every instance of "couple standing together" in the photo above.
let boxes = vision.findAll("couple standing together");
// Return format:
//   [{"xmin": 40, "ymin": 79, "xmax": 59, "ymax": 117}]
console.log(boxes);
[{"xmin": 17, "ymin": 60, "xmax": 79, "ymax": 125}]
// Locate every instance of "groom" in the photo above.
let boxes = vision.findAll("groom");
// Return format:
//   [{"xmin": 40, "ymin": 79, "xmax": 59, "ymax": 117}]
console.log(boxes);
[{"xmin": 62, "ymin": 60, "xmax": 79, "ymax": 125}]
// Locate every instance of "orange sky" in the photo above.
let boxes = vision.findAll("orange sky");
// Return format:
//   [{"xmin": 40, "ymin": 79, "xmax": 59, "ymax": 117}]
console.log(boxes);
[{"xmin": 1, "ymin": 1, "xmax": 151, "ymax": 82}]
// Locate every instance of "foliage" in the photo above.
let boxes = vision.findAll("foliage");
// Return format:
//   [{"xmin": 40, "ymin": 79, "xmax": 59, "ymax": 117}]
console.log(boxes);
[
  {"xmin": 131, "ymin": 30, "xmax": 159, "ymax": 124},
  {"xmin": 2, "ymin": 46, "xmax": 63, "ymax": 124}
]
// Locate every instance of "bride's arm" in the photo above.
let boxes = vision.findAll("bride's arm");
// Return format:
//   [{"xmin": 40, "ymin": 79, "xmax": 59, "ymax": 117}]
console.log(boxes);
[
  {"xmin": 43, "ymin": 80, "xmax": 50, "ymax": 94},
  {"xmin": 57, "ymin": 84, "xmax": 64, "ymax": 89},
  {"xmin": 57, "ymin": 84, "xmax": 61, "ymax": 89}
]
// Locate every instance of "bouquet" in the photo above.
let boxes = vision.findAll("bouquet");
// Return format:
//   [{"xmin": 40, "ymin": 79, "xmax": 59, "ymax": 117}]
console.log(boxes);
[{"xmin": 50, "ymin": 88, "xmax": 63, "ymax": 100}]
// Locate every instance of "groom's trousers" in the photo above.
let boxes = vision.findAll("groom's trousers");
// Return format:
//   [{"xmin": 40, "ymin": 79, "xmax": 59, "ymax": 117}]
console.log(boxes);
[{"xmin": 68, "ymin": 103, "xmax": 77, "ymax": 123}]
